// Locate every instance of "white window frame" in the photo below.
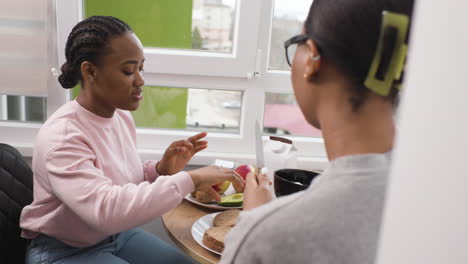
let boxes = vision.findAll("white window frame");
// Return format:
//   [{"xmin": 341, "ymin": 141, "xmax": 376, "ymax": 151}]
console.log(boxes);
[
  {"xmin": 57, "ymin": 0, "xmax": 263, "ymax": 79},
  {"xmin": 1, "ymin": 0, "xmax": 328, "ymax": 171},
  {"xmin": 251, "ymin": 0, "xmax": 327, "ymax": 163}
]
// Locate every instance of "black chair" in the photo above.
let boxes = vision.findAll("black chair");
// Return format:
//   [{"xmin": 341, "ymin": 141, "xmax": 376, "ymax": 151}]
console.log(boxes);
[{"xmin": 0, "ymin": 144, "xmax": 33, "ymax": 264}]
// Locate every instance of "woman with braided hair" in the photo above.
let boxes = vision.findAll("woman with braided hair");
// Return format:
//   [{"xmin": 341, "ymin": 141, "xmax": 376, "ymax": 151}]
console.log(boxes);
[
  {"xmin": 20, "ymin": 16, "xmax": 244, "ymax": 264},
  {"xmin": 221, "ymin": 0, "xmax": 414, "ymax": 263}
]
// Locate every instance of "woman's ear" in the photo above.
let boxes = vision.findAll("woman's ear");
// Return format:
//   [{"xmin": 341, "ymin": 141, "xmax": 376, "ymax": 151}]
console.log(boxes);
[
  {"xmin": 303, "ymin": 39, "xmax": 321, "ymax": 81},
  {"xmin": 81, "ymin": 61, "xmax": 95, "ymax": 82}
]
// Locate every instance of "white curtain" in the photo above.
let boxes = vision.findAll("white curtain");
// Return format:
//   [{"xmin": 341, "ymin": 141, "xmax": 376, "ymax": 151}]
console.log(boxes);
[{"xmin": 0, "ymin": 0, "xmax": 49, "ymax": 97}]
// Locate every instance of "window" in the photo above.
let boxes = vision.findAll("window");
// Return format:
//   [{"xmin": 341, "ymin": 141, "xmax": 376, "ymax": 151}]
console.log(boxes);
[
  {"xmin": 0, "ymin": 0, "xmax": 49, "ymax": 120},
  {"xmin": 186, "ymin": 89, "xmax": 242, "ymax": 133},
  {"xmin": 84, "ymin": 0, "xmax": 236, "ymax": 53},
  {"xmin": 0, "ymin": 0, "xmax": 48, "ymax": 97},
  {"xmin": 253, "ymin": 0, "xmax": 326, "ymax": 162},
  {"xmin": 0, "ymin": 0, "xmax": 61, "ymax": 154},
  {"xmin": 77, "ymin": 0, "xmax": 261, "ymax": 78},
  {"xmin": 192, "ymin": 0, "xmax": 236, "ymax": 53},
  {"xmin": 2, "ymin": 0, "xmax": 326, "ymax": 168},
  {"xmin": 0, "ymin": 94, "xmax": 46, "ymax": 122},
  {"xmin": 269, "ymin": 0, "xmax": 310, "ymax": 71},
  {"xmin": 132, "ymin": 87, "xmax": 242, "ymax": 134}
]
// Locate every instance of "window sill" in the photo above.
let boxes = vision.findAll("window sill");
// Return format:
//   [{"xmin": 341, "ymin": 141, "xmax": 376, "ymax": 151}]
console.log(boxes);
[{"xmin": 11, "ymin": 143, "xmax": 328, "ymax": 171}]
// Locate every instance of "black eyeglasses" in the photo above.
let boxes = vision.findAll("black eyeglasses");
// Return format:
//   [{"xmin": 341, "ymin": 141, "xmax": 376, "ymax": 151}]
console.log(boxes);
[
  {"xmin": 284, "ymin": 34, "xmax": 309, "ymax": 67},
  {"xmin": 284, "ymin": 34, "xmax": 321, "ymax": 67}
]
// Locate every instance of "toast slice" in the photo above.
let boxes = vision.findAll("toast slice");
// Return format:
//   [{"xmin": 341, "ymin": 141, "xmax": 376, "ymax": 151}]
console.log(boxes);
[
  {"xmin": 203, "ymin": 226, "xmax": 232, "ymax": 253},
  {"xmin": 213, "ymin": 209, "xmax": 240, "ymax": 227}
]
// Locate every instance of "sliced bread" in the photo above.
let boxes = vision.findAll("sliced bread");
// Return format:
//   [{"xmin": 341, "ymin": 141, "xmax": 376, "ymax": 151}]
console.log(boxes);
[
  {"xmin": 213, "ymin": 209, "xmax": 240, "ymax": 227},
  {"xmin": 203, "ymin": 226, "xmax": 232, "ymax": 253}
]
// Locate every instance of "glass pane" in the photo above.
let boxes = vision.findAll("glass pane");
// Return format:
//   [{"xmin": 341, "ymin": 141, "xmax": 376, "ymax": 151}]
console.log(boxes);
[
  {"xmin": 269, "ymin": 0, "xmax": 312, "ymax": 71},
  {"xmin": 187, "ymin": 89, "xmax": 241, "ymax": 133},
  {"xmin": 264, "ymin": 93, "xmax": 321, "ymax": 137},
  {"xmin": 84, "ymin": 0, "xmax": 236, "ymax": 53},
  {"xmin": 132, "ymin": 87, "xmax": 241, "ymax": 134},
  {"xmin": 25, "ymin": 96, "xmax": 47, "ymax": 122},
  {"xmin": 0, "ymin": 94, "xmax": 46, "ymax": 123}
]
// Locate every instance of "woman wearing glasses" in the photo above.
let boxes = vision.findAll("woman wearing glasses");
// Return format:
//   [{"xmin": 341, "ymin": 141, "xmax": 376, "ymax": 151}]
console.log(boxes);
[{"xmin": 221, "ymin": 0, "xmax": 413, "ymax": 263}]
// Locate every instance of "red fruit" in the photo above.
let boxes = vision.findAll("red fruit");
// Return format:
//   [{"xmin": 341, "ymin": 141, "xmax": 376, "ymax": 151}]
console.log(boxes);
[{"xmin": 235, "ymin": 164, "xmax": 255, "ymax": 180}]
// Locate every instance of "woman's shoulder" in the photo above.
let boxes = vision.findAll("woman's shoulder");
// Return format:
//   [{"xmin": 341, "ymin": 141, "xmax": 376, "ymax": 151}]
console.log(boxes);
[
  {"xmin": 39, "ymin": 102, "xmax": 78, "ymax": 133},
  {"xmin": 46, "ymin": 100, "xmax": 77, "ymax": 121},
  {"xmin": 35, "ymin": 102, "xmax": 89, "ymax": 153},
  {"xmin": 226, "ymin": 182, "xmax": 385, "ymax": 263}
]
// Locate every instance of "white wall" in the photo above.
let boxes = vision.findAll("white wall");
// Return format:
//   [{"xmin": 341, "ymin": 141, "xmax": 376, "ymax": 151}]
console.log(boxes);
[{"xmin": 377, "ymin": 1, "xmax": 468, "ymax": 263}]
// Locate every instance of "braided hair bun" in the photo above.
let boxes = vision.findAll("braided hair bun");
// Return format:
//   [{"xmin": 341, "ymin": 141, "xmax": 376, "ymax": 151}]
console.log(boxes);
[{"xmin": 57, "ymin": 16, "xmax": 132, "ymax": 89}]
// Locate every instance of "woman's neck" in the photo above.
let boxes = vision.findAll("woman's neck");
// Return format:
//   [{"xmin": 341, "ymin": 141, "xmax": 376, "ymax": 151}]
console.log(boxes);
[
  {"xmin": 318, "ymin": 95, "xmax": 395, "ymax": 161},
  {"xmin": 76, "ymin": 89, "xmax": 115, "ymax": 118}
]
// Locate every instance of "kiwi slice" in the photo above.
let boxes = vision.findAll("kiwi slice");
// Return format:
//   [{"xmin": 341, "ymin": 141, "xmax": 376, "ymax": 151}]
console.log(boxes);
[{"xmin": 219, "ymin": 193, "xmax": 243, "ymax": 207}]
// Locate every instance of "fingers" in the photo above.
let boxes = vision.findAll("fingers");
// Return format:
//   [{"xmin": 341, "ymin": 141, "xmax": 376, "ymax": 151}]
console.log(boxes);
[
  {"xmin": 166, "ymin": 140, "xmax": 194, "ymax": 156},
  {"xmin": 232, "ymin": 179, "xmax": 245, "ymax": 193},
  {"xmin": 187, "ymin": 132, "xmax": 208, "ymax": 143},
  {"xmin": 194, "ymin": 141, "xmax": 208, "ymax": 148},
  {"xmin": 193, "ymin": 144, "xmax": 208, "ymax": 153},
  {"xmin": 167, "ymin": 146, "xmax": 188, "ymax": 155},
  {"xmin": 215, "ymin": 167, "xmax": 245, "ymax": 190},
  {"xmin": 229, "ymin": 174, "xmax": 245, "ymax": 193},
  {"xmin": 169, "ymin": 136, "xmax": 208, "ymax": 156},
  {"xmin": 245, "ymin": 172, "xmax": 259, "ymax": 189},
  {"xmin": 193, "ymin": 141, "xmax": 208, "ymax": 153},
  {"xmin": 172, "ymin": 140, "xmax": 194, "ymax": 149},
  {"xmin": 233, "ymin": 170, "xmax": 246, "ymax": 185},
  {"xmin": 231, "ymin": 169, "xmax": 245, "ymax": 185},
  {"xmin": 206, "ymin": 187, "xmax": 221, "ymax": 202},
  {"xmin": 257, "ymin": 171, "xmax": 272, "ymax": 187}
]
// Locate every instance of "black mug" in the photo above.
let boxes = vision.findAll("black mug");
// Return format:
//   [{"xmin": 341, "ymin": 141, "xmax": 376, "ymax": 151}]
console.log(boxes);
[{"xmin": 274, "ymin": 169, "xmax": 320, "ymax": 197}]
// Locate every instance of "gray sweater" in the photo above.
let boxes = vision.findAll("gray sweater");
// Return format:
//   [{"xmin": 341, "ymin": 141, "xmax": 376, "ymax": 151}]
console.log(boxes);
[{"xmin": 220, "ymin": 152, "xmax": 392, "ymax": 264}]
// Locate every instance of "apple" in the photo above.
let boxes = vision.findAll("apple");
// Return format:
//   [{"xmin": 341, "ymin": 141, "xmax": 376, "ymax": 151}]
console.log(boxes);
[
  {"xmin": 233, "ymin": 164, "xmax": 255, "ymax": 193},
  {"xmin": 212, "ymin": 180, "xmax": 231, "ymax": 194},
  {"xmin": 235, "ymin": 164, "xmax": 255, "ymax": 180}
]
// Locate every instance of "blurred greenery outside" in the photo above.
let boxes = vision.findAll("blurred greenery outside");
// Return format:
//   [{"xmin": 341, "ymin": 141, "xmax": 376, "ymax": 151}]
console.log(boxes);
[{"xmin": 72, "ymin": 0, "xmax": 192, "ymax": 129}]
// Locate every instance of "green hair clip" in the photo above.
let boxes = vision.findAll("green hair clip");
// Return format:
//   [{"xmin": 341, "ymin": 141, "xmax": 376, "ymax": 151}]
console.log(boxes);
[{"xmin": 364, "ymin": 11, "xmax": 410, "ymax": 96}]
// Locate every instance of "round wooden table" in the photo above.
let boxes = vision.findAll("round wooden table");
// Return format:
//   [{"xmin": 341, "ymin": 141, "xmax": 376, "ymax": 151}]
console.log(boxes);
[{"xmin": 162, "ymin": 200, "xmax": 221, "ymax": 264}]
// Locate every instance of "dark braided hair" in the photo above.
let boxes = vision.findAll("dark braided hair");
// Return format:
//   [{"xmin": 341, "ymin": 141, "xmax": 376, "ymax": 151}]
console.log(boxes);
[
  {"xmin": 304, "ymin": 0, "xmax": 413, "ymax": 111},
  {"xmin": 58, "ymin": 16, "xmax": 132, "ymax": 88}
]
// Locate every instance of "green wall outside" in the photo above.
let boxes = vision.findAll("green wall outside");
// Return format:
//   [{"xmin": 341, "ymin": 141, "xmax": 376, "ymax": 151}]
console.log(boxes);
[{"xmin": 72, "ymin": 0, "xmax": 192, "ymax": 129}]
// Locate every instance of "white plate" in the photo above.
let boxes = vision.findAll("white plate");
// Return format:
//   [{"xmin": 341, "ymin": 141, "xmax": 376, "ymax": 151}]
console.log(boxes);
[
  {"xmin": 185, "ymin": 184, "xmax": 242, "ymax": 210},
  {"xmin": 191, "ymin": 212, "xmax": 222, "ymax": 255}
]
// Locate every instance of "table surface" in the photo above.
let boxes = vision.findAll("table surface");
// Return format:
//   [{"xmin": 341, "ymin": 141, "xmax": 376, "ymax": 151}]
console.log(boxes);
[{"xmin": 162, "ymin": 200, "xmax": 222, "ymax": 264}]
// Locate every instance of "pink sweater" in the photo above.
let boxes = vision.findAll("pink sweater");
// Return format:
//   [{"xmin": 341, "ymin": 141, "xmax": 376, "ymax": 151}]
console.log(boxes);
[{"xmin": 20, "ymin": 100, "xmax": 194, "ymax": 247}]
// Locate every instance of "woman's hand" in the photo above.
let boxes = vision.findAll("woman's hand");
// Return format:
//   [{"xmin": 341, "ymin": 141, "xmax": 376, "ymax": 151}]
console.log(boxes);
[
  {"xmin": 243, "ymin": 169, "xmax": 276, "ymax": 211},
  {"xmin": 188, "ymin": 166, "xmax": 245, "ymax": 202},
  {"xmin": 156, "ymin": 132, "xmax": 208, "ymax": 175}
]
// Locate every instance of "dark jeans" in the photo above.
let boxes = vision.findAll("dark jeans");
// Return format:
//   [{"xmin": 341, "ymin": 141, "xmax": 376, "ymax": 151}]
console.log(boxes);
[{"xmin": 25, "ymin": 228, "xmax": 196, "ymax": 264}]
